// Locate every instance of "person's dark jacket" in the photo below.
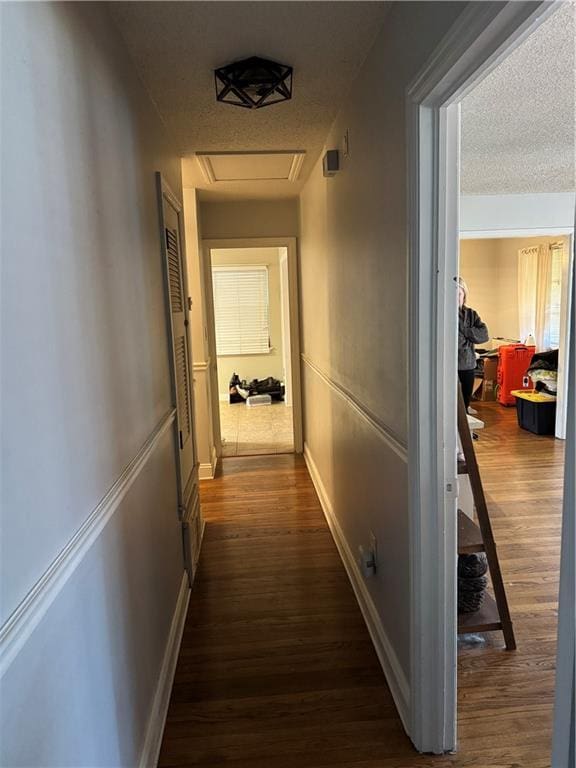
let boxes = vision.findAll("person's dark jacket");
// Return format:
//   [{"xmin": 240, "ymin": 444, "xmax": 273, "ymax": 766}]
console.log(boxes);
[{"xmin": 458, "ymin": 306, "xmax": 489, "ymax": 371}]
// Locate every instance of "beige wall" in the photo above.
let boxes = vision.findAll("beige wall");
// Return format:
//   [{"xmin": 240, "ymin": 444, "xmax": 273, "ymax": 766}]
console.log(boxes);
[
  {"xmin": 298, "ymin": 0, "xmax": 466, "ymax": 707},
  {"xmin": 183, "ymin": 187, "xmax": 216, "ymax": 473},
  {"xmin": 211, "ymin": 248, "xmax": 284, "ymax": 395},
  {"xmin": 200, "ymin": 199, "xmax": 299, "ymax": 239},
  {"xmin": 460, "ymin": 235, "xmax": 571, "ymax": 341},
  {"xmin": 1, "ymin": 4, "xmax": 185, "ymax": 765},
  {"xmin": 184, "ymin": 188, "xmax": 210, "ymax": 362},
  {"xmin": 459, "ymin": 239, "xmax": 508, "ymax": 339}
]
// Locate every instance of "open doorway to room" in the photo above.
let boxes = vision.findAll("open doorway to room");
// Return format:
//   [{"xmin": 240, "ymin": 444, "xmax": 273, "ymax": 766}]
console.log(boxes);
[
  {"xmin": 459, "ymin": 235, "xmax": 573, "ymax": 432},
  {"xmin": 203, "ymin": 240, "xmax": 302, "ymax": 458},
  {"xmin": 454, "ymin": 233, "xmax": 572, "ymax": 754},
  {"xmin": 454, "ymin": 2, "xmax": 573, "ymax": 759},
  {"xmin": 408, "ymin": 0, "xmax": 574, "ymax": 757}
]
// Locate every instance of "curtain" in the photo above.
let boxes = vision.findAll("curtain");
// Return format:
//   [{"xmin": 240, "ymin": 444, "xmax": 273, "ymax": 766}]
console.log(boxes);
[
  {"xmin": 518, "ymin": 246, "xmax": 539, "ymax": 343},
  {"xmin": 535, "ymin": 246, "xmax": 553, "ymax": 350},
  {"xmin": 518, "ymin": 245, "xmax": 554, "ymax": 350}
]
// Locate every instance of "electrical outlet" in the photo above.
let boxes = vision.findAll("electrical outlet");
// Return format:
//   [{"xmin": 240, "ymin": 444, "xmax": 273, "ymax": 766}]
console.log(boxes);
[{"xmin": 358, "ymin": 541, "xmax": 377, "ymax": 578}]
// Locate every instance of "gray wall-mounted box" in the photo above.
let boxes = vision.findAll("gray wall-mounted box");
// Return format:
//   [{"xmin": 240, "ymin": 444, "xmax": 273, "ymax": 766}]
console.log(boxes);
[{"xmin": 323, "ymin": 149, "xmax": 339, "ymax": 177}]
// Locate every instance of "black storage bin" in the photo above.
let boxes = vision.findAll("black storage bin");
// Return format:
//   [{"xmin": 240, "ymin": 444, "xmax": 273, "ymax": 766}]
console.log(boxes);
[{"xmin": 514, "ymin": 392, "xmax": 556, "ymax": 435}]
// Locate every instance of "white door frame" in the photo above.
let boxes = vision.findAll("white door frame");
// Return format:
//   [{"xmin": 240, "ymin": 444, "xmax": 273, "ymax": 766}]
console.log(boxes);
[
  {"xmin": 279, "ymin": 247, "xmax": 293, "ymax": 407},
  {"xmin": 202, "ymin": 237, "xmax": 303, "ymax": 455},
  {"xmin": 555, "ymin": 234, "xmax": 574, "ymax": 439},
  {"xmin": 552, "ymin": 249, "xmax": 575, "ymax": 766},
  {"xmin": 406, "ymin": 1, "xmax": 562, "ymax": 753}
]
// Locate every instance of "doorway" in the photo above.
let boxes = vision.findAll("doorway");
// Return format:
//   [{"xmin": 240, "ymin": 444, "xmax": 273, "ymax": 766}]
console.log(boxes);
[
  {"xmin": 202, "ymin": 237, "xmax": 303, "ymax": 458},
  {"xmin": 459, "ymin": 234, "xmax": 573, "ymax": 437},
  {"xmin": 453, "ymin": 6, "xmax": 574, "ymax": 755},
  {"xmin": 407, "ymin": 0, "xmax": 574, "ymax": 756}
]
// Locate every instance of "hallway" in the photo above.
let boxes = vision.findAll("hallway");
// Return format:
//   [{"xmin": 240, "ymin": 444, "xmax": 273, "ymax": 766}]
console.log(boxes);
[
  {"xmin": 158, "ymin": 455, "xmax": 413, "ymax": 766},
  {"xmin": 159, "ymin": 407, "xmax": 564, "ymax": 766},
  {"xmin": 2, "ymin": 3, "xmax": 573, "ymax": 764}
]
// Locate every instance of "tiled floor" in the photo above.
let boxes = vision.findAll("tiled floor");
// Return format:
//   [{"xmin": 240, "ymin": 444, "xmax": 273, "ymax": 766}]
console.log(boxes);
[{"xmin": 219, "ymin": 401, "xmax": 294, "ymax": 456}]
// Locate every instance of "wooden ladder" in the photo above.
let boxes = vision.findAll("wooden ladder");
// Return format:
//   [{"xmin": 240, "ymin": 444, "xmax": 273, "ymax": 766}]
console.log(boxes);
[{"xmin": 457, "ymin": 391, "xmax": 516, "ymax": 650}]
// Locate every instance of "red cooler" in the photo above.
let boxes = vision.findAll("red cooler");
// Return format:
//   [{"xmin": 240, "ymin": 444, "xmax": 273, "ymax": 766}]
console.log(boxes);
[{"xmin": 497, "ymin": 344, "xmax": 535, "ymax": 406}]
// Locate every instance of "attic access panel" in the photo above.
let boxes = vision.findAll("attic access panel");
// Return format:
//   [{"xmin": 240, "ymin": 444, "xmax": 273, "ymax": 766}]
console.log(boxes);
[
  {"xmin": 215, "ymin": 56, "xmax": 293, "ymax": 110},
  {"xmin": 196, "ymin": 151, "xmax": 305, "ymax": 184}
]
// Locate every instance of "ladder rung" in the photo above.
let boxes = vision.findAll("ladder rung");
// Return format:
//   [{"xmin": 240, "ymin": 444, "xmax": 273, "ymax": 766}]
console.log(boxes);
[{"xmin": 458, "ymin": 593, "xmax": 502, "ymax": 634}]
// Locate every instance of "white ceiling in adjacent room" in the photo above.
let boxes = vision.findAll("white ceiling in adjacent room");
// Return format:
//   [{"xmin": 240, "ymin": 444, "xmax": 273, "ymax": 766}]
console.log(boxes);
[
  {"xmin": 461, "ymin": 3, "xmax": 575, "ymax": 195},
  {"xmin": 111, "ymin": 1, "xmax": 389, "ymax": 199}
]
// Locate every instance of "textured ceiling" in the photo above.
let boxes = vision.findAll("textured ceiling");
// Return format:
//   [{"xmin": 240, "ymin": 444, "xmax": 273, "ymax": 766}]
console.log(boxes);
[
  {"xmin": 111, "ymin": 1, "xmax": 389, "ymax": 200},
  {"xmin": 461, "ymin": 2, "xmax": 576, "ymax": 195}
]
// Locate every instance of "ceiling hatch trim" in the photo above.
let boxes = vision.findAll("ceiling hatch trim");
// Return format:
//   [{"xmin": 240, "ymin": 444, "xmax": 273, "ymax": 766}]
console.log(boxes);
[{"xmin": 195, "ymin": 151, "xmax": 306, "ymax": 185}]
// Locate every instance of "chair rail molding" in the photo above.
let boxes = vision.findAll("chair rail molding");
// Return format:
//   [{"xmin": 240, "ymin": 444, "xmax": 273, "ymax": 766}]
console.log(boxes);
[
  {"xmin": 193, "ymin": 359, "xmax": 211, "ymax": 373},
  {"xmin": 0, "ymin": 409, "xmax": 176, "ymax": 677},
  {"xmin": 301, "ymin": 354, "xmax": 407, "ymax": 461}
]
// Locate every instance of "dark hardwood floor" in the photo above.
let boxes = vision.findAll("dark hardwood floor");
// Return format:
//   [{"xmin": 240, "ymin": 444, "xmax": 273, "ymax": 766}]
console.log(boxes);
[{"xmin": 158, "ymin": 402, "xmax": 564, "ymax": 767}]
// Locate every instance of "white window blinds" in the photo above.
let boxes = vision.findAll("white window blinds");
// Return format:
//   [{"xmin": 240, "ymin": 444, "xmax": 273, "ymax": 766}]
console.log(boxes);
[{"xmin": 212, "ymin": 266, "xmax": 270, "ymax": 355}]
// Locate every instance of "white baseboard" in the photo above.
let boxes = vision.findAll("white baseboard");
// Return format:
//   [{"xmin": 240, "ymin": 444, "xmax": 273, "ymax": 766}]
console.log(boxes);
[
  {"xmin": 303, "ymin": 443, "xmax": 411, "ymax": 733},
  {"xmin": 198, "ymin": 462, "xmax": 212, "ymax": 480},
  {"xmin": 198, "ymin": 445, "xmax": 218, "ymax": 480},
  {"xmin": 139, "ymin": 572, "xmax": 190, "ymax": 768}
]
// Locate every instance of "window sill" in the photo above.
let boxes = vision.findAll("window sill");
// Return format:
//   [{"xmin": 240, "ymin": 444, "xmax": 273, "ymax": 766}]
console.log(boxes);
[{"xmin": 217, "ymin": 348, "xmax": 274, "ymax": 357}]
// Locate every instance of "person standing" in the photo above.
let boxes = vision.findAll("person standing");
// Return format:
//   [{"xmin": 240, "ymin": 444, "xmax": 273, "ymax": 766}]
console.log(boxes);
[{"xmin": 458, "ymin": 277, "xmax": 489, "ymax": 410}]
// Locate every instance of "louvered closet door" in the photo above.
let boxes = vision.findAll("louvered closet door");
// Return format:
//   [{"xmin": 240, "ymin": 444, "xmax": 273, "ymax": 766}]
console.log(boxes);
[{"xmin": 163, "ymin": 199, "xmax": 195, "ymax": 502}]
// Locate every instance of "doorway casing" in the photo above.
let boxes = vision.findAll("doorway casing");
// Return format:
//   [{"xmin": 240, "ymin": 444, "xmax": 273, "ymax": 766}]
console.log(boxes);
[
  {"xmin": 202, "ymin": 237, "xmax": 303, "ymax": 457},
  {"xmin": 406, "ymin": 0, "xmax": 569, "ymax": 754}
]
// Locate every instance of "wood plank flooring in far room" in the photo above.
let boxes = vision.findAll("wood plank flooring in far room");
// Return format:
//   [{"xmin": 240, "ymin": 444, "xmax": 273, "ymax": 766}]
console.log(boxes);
[{"xmin": 158, "ymin": 402, "xmax": 564, "ymax": 767}]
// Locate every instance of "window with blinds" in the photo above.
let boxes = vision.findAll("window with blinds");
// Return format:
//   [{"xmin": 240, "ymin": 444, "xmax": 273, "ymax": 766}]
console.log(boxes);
[
  {"xmin": 212, "ymin": 266, "xmax": 270, "ymax": 355},
  {"xmin": 546, "ymin": 245, "xmax": 563, "ymax": 348}
]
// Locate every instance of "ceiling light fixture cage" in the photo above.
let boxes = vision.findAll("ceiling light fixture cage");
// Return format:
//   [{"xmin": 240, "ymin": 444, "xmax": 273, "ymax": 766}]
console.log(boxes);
[{"xmin": 214, "ymin": 56, "xmax": 293, "ymax": 110}]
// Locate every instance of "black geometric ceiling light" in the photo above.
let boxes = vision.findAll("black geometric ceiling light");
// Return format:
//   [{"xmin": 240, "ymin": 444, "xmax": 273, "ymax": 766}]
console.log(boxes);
[{"xmin": 214, "ymin": 56, "xmax": 293, "ymax": 110}]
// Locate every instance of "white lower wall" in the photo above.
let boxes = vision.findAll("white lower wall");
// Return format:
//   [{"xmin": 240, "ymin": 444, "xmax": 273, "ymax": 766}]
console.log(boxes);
[
  {"xmin": 0, "ymin": 429, "xmax": 185, "ymax": 767},
  {"xmin": 193, "ymin": 366, "xmax": 218, "ymax": 479},
  {"xmin": 301, "ymin": 360, "xmax": 410, "ymax": 684}
]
